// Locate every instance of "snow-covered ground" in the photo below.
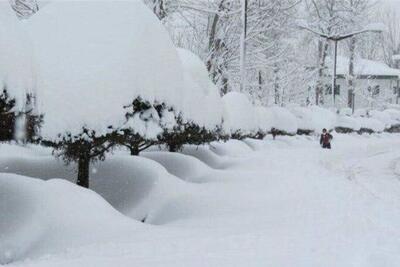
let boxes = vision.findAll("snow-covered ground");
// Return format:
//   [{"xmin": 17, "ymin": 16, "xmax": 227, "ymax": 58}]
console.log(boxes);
[{"xmin": 1, "ymin": 134, "xmax": 400, "ymax": 266}]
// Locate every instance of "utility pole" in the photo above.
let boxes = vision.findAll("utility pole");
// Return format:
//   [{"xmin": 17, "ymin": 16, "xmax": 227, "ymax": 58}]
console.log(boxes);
[
  {"xmin": 394, "ymin": 55, "xmax": 400, "ymax": 104},
  {"xmin": 331, "ymin": 40, "xmax": 338, "ymax": 107},
  {"xmin": 239, "ymin": 0, "xmax": 248, "ymax": 92}
]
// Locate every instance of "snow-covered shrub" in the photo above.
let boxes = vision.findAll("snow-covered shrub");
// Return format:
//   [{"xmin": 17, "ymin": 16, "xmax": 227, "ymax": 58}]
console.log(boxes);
[
  {"xmin": 161, "ymin": 115, "xmax": 222, "ymax": 152},
  {"xmin": 335, "ymin": 115, "xmax": 361, "ymax": 133},
  {"xmin": 287, "ymin": 105, "xmax": 315, "ymax": 135},
  {"xmin": 222, "ymin": 92, "xmax": 258, "ymax": 139},
  {"xmin": 356, "ymin": 117, "xmax": 385, "ymax": 134},
  {"xmin": 0, "ymin": 88, "xmax": 42, "ymax": 142},
  {"xmin": 27, "ymin": 1, "xmax": 195, "ymax": 188},
  {"xmin": 382, "ymin": 109, "xmax": 400, "ymax": 133},
  {"xmin": 254, "ymin": 106, "xmax": 273, "ymax": 139},
  {"xmin": 177, "ymin": 48, "xmax": 224, "ymax": 135},
  {"xmin": 116, "ymin": 97, "xmax": 175, "ymax": 155},
  {"xmin": 0, "ymin": 88, "xmax": 17, "ymax": 141},
  {"xmin": 267, "ymin": 106, "xmax": 298, "ymax": 136},
  {"xmin": 369, "ymin": 110, "xmax": 397, "ymax": 130},
  {"xmin": 0, "ymin": 4, "xmax": 40, "ymax": 143}
]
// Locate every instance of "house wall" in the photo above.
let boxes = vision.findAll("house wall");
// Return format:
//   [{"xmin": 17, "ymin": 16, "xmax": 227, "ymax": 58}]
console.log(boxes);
[{"xmin": 329, "ymin": 78, "xmax": 398, "ymax": 109}]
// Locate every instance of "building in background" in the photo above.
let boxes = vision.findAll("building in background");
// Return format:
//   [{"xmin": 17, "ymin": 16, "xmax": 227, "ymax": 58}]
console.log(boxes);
[{"xmin": 325, "ymin": 57, "xmax": 400, "ymax": 109}]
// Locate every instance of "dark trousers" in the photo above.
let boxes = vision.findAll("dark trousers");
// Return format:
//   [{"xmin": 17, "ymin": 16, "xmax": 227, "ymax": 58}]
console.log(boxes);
[{"xmin": 322, "ymin": 143, "xmax": 331, "ymax": 149}]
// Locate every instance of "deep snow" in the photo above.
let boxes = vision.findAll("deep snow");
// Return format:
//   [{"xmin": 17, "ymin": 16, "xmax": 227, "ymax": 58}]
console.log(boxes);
[{"xmin": 1, "ymin": 134, "xmax": 400, "ymax": 266}]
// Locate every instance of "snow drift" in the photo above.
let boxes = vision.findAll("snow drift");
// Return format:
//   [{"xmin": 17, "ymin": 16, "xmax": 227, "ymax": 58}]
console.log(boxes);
[
  {"xmin": 0, "ymin": 155, "xmax": 188, "ymax": 221},
  {"xmin": 0, "ymin": 174, "xmax": 138, "ymax": 264}
]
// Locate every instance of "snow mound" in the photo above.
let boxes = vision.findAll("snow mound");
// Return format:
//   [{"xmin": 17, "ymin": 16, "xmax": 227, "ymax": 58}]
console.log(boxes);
[
  {"xmin": 0, "ymin": 2, "xmax": 35, "ymax": 109},
  {"xmin": 222, "ymin": 92, "xmax": 257, "ymax": 135},
  {"xmin": 210, "ymin": 140, "xmax": 253, "ymax": 157},
  {"xmin": 268, "ymin": 106, "xmax": 298, "ymax": 134},
  {"xmin": 142, "ymin": 151, "xmax": 212, "ymax": 183},
  {"xmin": 27, "ymin": 1, "xmax": 187, "ymax": 139},
  {"xmin": 0, "ymin": 174, "xmax": 136, "ymax": 264},
  {"xmin": 181, "ymin": 145, "xmax": 225, "ymax": 169},
  {"xmin": 0, "ymin": 156, "xmax": 187, "ymax": 221},
  {"xmin": 177, "ymin": 48, "xmax": 223, "ymax": 128}
]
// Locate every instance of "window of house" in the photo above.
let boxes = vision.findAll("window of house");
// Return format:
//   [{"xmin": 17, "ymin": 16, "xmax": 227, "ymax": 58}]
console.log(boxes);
[
  {"xmin": 325, "ymin": 84, "xmax": 340, "ymax": 95},
  {"xmin": 367, "ymin": 85, "xmax": 380, "ymax": 96}
]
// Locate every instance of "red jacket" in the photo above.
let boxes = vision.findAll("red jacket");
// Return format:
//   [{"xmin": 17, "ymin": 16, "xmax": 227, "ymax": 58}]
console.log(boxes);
[{"xmin": 320, "ymin": 133, "xmax": 333, "ymax": 145}]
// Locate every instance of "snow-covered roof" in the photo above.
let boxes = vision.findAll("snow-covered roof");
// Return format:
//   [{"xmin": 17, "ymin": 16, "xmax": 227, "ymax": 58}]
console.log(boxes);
[{"xmin": 328, "ymin": 56, "xmax": 400, "ymax": 79}]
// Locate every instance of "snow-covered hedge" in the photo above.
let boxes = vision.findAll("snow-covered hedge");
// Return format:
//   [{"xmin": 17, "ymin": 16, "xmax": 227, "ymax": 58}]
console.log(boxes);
[
  {"xmin": 177, "ymin": 48, "xmax": 223, "ymax": 129},
  {"xmin": 222, "ymin": 92, "xmax": 258, "ymax": 138},
  {"xmin": 254, "ymin": 106, "xmax": 273, "ymax": 136},
  {"xmin": 335, "ymin": 115, "xmax": 361, "ymax": 133},
  {"xmin": 356, "ymin": 117, "xmax": 385, "ymax": 133},
  {"xmin": 369, "ymin": 110, "xmax": 398, "ymax": 130},
  {"xmin": 267, "ymin": 106, "xmax": 298, "ymax": 135}
]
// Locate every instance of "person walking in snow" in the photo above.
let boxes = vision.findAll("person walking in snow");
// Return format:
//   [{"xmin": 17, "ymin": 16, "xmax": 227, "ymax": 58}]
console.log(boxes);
[
  {"xmin": 320, "ymin": 128, "xmax": 333, "ymax": 149},
  {"xmin": 271, "ymin": 127, "xmax": 277, "ymax": 140}
]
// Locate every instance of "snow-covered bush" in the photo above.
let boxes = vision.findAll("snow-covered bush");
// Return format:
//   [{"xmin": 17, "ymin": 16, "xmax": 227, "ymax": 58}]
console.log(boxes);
[
  {"xmin": 0, "ymin": 4, "xmax": 41, "ymax": 143},
  {"xmin": 116, "ymin": 97, "xmax": 175, "ymax": 155},
  {"xmin": 254, "ymin": 106, "xmax": 273, "ymax": 139},
  {"xmin": 159, "ymin": 48, "xmax": 224, "ymax": 150},
  {"xmin": 382, "ymin": 109, "xmax": 400, "ymax": 133},
  {"xmin": 267, "ymin": 106, "xmax": 298, "ymax": 136},
  {"xmin": 0, "ymin": 88, "xmax": 42, "ymax": 142},
  {"xmin": 26, "ymin": 1, "xmax": 196, "ymax": 188},
  {"xmin": 287, "ymin": 105, "xmax": 314, "ymax": 135},
  {"xmin": 335, "ymin": 115, "xmax": 361, "ymax": 133},
  {"xmin": 0, "ymin": 3, "xmax": 34, "ymax": 105},
  {"xmin": 356, "ymin": 117, "xmax": 385, "ymax": 134},
  {"xmin": 0, "ymin": 88, "xmax": 17, "ymax": 141},
  {"xmin": 369, "ymin": 110, "xmax": 397, "ymax": 130},
  {"xmin": 222, "ymin": 92, "xmax": 258, "ymax": 139},
  {"xmin": 160, "ymin": 114, "xmax": 222, "ymax": 152}
]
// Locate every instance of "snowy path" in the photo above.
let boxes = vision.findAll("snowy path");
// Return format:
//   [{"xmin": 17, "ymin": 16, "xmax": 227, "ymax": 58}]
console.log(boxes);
[{"xmin": 8, "ymin": 134, "xmax": 400, "ymax": 267}]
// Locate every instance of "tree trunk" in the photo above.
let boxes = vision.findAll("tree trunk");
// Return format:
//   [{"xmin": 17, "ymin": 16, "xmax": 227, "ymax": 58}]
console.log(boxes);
[
  {"xmin": 77, "ymin": 151, "xmax": 90, "ymax": 188},
  {"xmin": 168, "ymin": 143, "xmax": 177, "ymax": 152},
  {"xmin": 129, "ymin": 145, "xmax": 139, "ymax": 156},
  {"xmin": 274, "ymin": 64, "xmax": 280, "ymax": 105},
  {"xmin": 316, "ymin": 40, "xmax": 329, "ymax": 105},
  {"xmin": 348, "ymin": 37, "xmax": 356, "ymax": 111}
]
